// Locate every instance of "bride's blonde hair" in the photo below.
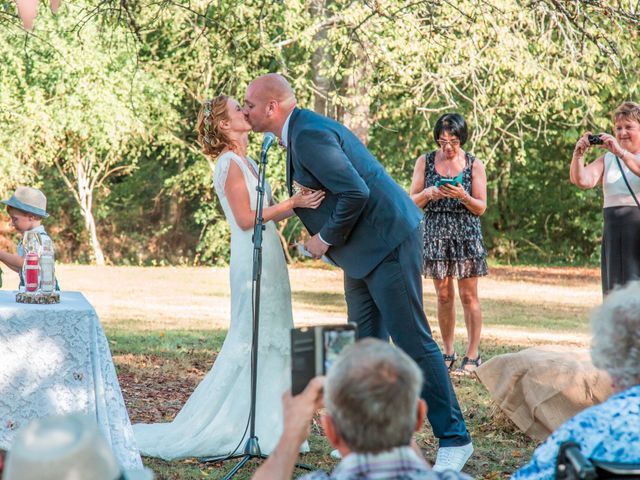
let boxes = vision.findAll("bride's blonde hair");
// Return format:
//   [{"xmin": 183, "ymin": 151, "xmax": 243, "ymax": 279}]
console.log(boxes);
[{"xmin": 196, "ymin": 95, "xmax": 238, "ymax": 158}]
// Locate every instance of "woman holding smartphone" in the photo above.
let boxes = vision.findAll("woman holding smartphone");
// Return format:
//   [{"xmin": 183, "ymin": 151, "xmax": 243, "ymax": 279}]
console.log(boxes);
[{"xmin": 410, "ymin": 113, "xmax": 488, "ymax": 375}]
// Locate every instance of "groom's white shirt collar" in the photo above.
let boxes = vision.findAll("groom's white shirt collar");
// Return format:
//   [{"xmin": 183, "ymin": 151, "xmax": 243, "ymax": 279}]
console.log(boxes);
[{"xmin": 280, "ymin": 109, "xmax": 294, "ymax": 148}]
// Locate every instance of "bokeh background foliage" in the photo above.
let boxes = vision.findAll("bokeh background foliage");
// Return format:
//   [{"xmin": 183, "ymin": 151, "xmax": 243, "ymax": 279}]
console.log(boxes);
[{"xmin": 1, "ymin": 0, "xmax": 638, "ymax": 265}]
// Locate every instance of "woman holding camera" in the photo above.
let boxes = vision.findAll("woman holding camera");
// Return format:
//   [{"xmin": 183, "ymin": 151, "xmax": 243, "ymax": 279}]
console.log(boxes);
[
  {"xmin": 571, "ymin": 101, "xmax": 640, "ymax": 295},
  {"xmin": 410, "ymin": 113, "xmax": 488, "ymax": 375}
]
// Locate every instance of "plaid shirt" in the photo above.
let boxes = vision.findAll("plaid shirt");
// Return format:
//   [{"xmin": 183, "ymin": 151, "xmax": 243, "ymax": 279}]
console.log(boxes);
[{"xmin": 298, "ymin": 447, "xmax": 471, "ymax": 480}]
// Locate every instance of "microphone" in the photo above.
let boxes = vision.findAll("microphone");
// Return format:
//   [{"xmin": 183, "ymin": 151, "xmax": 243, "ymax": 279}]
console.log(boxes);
[{"xmin": 260, "ymin": 133, "xmax": 276, "ymax": 158}]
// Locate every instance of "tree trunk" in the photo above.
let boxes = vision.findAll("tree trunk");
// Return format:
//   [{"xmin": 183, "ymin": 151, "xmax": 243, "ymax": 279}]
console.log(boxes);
[
  {"xmin": 309, "ymin": 0, "xmax": 338, "ymax": 118},
  {"xmin": 166, "ymin": 156, "xmax": 186, "ymax": 253},
  {"xmin": 82, "ymin": 205, "xmax": 106, "ymax": 266},
  {"xmin": 340, "ymin": 45, "xmax": 372, "ymax": 144},
  {"xmin": 54, "ymin": 148, "xmax": 112, "ymax": 266},
  {"xmin": 76, "ymin": 159, "xmax": 106, "ymax": 265},
  {"xmin": 308, "ymin": 1, "xmax": 371, "ymax": 141},
  {"xmin": 277, "ymin": 219, "xmax": 293, "ymax": 264}
]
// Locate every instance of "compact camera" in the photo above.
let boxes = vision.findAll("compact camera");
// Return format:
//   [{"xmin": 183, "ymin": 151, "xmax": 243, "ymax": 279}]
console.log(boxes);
[
  {"xmin": 588, "ymin": 134, "xmax": 604, "ymax": 145},
  {"xmin": 290, "ymin": 324, "xmax": 357, "ymax": 395}
]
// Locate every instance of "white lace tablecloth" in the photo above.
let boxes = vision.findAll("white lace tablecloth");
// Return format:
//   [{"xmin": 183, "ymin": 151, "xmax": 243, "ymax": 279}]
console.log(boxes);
[{"xmin": 0, "ymin": 291, "xmax": 143, "ymax": 469}]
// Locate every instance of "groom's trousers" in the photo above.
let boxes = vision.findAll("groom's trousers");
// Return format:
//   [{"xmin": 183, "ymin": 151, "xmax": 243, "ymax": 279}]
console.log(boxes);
[{"xmin": 344, "ymin": 227, "xmax": 471, "ymax": 447}]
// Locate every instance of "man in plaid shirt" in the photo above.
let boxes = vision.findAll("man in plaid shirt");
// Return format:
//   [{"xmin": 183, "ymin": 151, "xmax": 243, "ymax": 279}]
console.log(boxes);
[{"xmin": 252, "ymin": 339, "xmax": 471, "ymax": 480}]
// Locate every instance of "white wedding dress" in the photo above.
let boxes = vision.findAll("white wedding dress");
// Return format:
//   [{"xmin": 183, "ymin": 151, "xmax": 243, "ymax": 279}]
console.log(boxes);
[{"xmin": 133, "ymin": 151, "xmax": 297, "ymax": 460}]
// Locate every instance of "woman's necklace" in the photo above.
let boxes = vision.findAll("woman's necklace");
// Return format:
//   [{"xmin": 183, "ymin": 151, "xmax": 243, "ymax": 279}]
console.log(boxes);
[{"xmin": 437, "ymin": 151, "xmax": 465, "ymax": 177}]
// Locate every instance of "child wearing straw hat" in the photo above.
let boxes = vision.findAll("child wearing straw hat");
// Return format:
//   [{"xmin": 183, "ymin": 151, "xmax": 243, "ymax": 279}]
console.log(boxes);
[{"xmin": 0, "ymin": 186, "xmax": 54, "ymax": 288}]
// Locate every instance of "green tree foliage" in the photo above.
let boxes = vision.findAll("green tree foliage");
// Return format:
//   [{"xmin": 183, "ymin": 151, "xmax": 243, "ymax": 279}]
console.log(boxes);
[
  {"xmin": 0, "ymin": 5, "xmax": 176, "ymax": 263},
  {"xmin": 1, "ymin": 0, "xmax": 638, "ymax": 265}
]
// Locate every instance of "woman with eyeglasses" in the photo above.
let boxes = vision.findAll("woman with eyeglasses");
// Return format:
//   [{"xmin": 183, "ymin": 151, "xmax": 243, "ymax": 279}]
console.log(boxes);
[{"xmin": 409, "ymin": 113, "xmax": 488, "ymax": 375}]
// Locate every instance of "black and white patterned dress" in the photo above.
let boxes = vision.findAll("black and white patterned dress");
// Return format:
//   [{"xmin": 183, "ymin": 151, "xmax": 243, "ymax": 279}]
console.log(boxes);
[{"xmin": 422, "ymin": 151, "xmax": 488, "ymax": 279}]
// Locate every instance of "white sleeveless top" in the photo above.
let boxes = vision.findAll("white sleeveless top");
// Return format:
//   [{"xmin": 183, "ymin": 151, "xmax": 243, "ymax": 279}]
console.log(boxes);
[{"xmin": 603, "ymin": 152, "xmax": 640, "ymax": 208}]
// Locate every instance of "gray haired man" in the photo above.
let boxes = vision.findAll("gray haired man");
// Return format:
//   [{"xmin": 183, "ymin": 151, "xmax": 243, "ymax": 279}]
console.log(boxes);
[{"xmin": 252, "ymin": 339, "xmax": 472, "ymax": 479}]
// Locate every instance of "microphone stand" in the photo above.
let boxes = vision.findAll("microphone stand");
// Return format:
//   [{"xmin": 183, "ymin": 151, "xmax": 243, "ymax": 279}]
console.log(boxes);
[{"xmin": 200, "ymin": 138, "xmax": 312, "ymax": 478}]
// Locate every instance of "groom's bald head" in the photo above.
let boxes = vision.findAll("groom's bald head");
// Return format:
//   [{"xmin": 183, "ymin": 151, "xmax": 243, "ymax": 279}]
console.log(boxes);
[
  {"xmin": 251, "ymin": 74, "xmax": 296, "ymax": 104},
  {"xmin": 244, "ymin": 73, "xmax": 296, "ymax": 135}
]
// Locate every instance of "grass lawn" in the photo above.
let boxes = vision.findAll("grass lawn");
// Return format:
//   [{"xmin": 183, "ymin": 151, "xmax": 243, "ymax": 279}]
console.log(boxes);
[{"xmin": 4, "ymin": 263, "xmax": 601, "ymax": 479}]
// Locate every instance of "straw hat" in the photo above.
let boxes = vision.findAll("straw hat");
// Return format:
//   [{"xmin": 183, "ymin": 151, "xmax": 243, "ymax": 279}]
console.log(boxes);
[
  {"xmin": 2, "ymin": 415, "xmax": 153, "ymax": 480},
  {"xmin": 1, "ymin": 186, "xmax": 49, "ymax": 218}
]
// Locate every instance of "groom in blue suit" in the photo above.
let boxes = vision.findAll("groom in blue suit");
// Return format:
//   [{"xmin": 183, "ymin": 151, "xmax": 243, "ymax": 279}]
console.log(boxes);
[{"xmin": 245, "ymin": 74, "xmax": 473, "ymax": 471}]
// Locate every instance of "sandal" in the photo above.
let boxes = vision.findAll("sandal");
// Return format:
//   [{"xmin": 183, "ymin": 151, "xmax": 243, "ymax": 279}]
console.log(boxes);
[
  {"xmin": 442, "ymin": 352, "xmax": 458, "ymax": 371},
  {"xmin": 455, "ymin": 355, "xmax": 482, "ymax": 376}
]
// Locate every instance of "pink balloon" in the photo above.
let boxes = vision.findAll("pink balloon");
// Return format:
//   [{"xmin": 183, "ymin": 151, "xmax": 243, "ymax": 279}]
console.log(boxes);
[
  {"xmin": 15, "ymin": 0, "xmax": 38, "ymax": 30},
  {"xmin": 50, "ymin": 0, "xmax": 60, "ymax": 13}
]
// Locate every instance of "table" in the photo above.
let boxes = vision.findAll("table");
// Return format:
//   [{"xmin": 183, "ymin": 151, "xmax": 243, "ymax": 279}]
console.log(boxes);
[{"xmin": 0, "ymin": 291, "xmax": 143, "ymax": 470}]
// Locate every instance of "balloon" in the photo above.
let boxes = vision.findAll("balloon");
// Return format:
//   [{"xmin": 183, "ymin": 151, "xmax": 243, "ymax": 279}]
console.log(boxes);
[
  {"xmin": 15, "ymin": 0, "xmax": 38, "ymax": 30},
  {"xmin": 50, "ymin": 0, "xmax": 60, "ymax": 13}
]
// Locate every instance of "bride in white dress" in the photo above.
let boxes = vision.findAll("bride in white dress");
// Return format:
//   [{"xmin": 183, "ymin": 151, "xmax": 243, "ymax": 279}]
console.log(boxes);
[{"xmin": 133, "ymin": 95, "xmax": 324, "ymax": 460}]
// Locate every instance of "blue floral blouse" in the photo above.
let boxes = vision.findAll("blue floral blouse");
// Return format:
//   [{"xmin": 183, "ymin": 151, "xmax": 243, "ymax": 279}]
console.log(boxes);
[{"xmin": 512, "ymin": 385, "xmax": 640, "ymax": 479}]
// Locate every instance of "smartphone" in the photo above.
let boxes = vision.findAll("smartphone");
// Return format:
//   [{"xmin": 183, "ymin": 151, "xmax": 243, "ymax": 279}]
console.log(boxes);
[
  {"xmin": 437, "ymin": 178, "xmax": 459, "ymax": 187},
  {"xmin": 291, "ymin": 324, "xmax": 357, "ymax": 395}
]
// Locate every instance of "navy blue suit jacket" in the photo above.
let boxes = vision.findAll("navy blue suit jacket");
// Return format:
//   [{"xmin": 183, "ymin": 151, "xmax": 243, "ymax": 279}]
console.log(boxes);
[{"xmin": 287, "ymin": 107, "xmax": 421, "ymax": 279}]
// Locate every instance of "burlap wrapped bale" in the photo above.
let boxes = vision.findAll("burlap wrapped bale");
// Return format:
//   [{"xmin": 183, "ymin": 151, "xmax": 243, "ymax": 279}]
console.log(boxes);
[{"xmin": 475, "ymin": 346, "xmax": 614, "ymax": 442}]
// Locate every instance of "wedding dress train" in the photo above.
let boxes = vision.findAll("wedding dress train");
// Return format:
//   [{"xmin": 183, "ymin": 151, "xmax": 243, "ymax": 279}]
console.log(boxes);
[{"xmin": 133, "ymin": 151, "xmax": 297, "ymax": 460}]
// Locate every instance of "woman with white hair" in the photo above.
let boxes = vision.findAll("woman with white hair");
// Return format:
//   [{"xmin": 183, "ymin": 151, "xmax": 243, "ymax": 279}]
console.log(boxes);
[{"xmin": 512, "ymin": 281, "xmax": 640, "ymax": 479}]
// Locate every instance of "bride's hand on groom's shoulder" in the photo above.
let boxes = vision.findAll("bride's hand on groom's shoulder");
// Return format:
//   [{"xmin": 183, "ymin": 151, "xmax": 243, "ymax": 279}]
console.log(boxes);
[{"xmin": 291, "ymin": 189, "xmax": 325, "ymax": 210}]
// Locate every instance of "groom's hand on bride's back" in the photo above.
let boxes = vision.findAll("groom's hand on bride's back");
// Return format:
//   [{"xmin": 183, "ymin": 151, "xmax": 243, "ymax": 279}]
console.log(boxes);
[{"xmin": 282, "ymin": 376, "xmax": 325, "ymax": 446}]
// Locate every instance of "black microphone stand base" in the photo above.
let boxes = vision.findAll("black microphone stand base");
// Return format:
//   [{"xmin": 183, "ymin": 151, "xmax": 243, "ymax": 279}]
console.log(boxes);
[
  {"xmin": 199, "ymin": 435, "xmax": 262, "ymax": 462},
  {"xmin": 199, "ymin": 436, "xmax": 266, "ymax": 480},
  {"xmin": 199, "ymin": 437, "xmax": 313, "ymax": 480}
]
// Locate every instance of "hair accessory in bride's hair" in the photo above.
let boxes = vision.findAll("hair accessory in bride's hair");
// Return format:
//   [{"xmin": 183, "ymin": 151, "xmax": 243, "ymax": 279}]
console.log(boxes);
[{"xmin": 203, "ymin": 99, "xmax": 213, "ymax": 144}]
